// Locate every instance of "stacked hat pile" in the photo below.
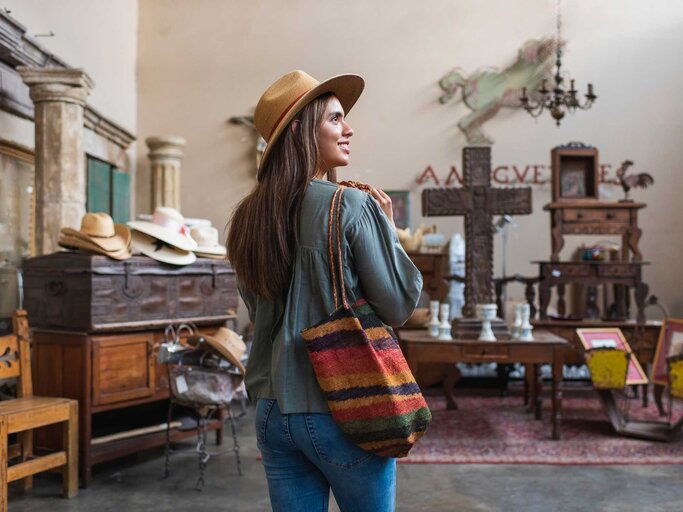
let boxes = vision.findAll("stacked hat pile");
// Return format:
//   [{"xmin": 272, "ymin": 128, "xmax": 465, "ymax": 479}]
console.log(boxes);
[
  {"xmin": 59, "ymin": 213, "xmax": 132, "ymax": 260},
  {"xmin": 128, "ymin": 207, "xmax": 199, "ymax": 265}
]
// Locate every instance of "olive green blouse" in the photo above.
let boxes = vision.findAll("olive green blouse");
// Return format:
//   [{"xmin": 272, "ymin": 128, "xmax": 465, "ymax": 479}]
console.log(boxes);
[{"xmin": 238, "ymin": 178, "xmax": 422, "ymax": 413}]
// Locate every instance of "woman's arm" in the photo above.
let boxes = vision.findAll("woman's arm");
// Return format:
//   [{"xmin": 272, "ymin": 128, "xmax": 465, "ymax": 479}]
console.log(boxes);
[{"xmin": 347, "ymin": 194, "xmax": 422, "ymax": 326}]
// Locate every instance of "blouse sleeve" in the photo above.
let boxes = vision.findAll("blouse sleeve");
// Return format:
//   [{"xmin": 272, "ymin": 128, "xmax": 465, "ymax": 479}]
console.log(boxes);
[{"xmin": 346, "ymin": 194, "xmax": 422, "ymax": 326}]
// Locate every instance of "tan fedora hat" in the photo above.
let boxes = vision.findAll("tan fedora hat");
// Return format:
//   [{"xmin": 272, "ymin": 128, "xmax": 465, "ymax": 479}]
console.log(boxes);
[
  {"xmin": 127, "ymin": 207, "xmax": 198, "ymax": 252},
  {"xmin": 203, "ymin": 327, "xmax": 246, "ymax": 374},
  {"xmin": 59, "ymin": 234, "xmax": 132, "ymax": 260},
  {"xmin": 254, "ymin": 70, "xmax": 364, "ymax": 179},
  {"xmin": 130, "ymin": 230, "xmax": 196, "ymax": 266},
  {"xmin": 61, "ymin": 212, "xmax": 131, "ymax": 253}
]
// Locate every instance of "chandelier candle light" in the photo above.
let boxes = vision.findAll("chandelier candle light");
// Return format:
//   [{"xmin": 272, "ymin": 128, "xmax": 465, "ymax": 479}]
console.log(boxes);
[{"xmin": 519, "ymin": 0, "xmax": 597, "ymax": 126}]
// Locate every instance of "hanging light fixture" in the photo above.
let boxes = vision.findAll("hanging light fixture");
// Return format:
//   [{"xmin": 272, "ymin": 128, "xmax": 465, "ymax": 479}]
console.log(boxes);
[{"xmin": 520, "ymin": 0, "xmax": 597, "ymax": 126}]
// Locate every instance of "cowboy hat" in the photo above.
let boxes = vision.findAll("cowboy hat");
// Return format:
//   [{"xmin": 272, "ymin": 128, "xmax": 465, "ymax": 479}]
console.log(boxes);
[
  {"xmin": 58, "ymin": 234, "xmax": 132, "ymax": 260},
  {"xmin": 131, "ymin": 230, "xmax": 196, "ymax": 266},
  {"xmin": 127, "ymin": 207, "xmax": 198, "ymax": 252},
  {"xmin": 61, "ymin": 212, "xmax": 131, "ymax": 253},
  {"xmin": 190, "ymin": 226, "xmax": 226, "ymax": 258},
  {"xmin": 202, "ymin": 327, "xmax": 246, "ymax": 374},
  {"xmin": 254, "ymin": 70, "xmax": 364, "ymax": 179}
]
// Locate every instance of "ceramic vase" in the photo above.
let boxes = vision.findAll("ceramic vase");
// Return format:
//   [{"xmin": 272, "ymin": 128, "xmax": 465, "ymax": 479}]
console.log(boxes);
[
  {"xmin": 438, "ymin": 303, "xmax": 452, "ymax": 341},
  {"xmin": 428, "ymin": 301, "xmax": 440, "ymax": 337},
  {"xmin": 475, "ymin": 303, "xmax": 497, "ymax": 342},
  {"xmin": 518, "ymin": 303, "xmax": 534, "ymax": 341}
]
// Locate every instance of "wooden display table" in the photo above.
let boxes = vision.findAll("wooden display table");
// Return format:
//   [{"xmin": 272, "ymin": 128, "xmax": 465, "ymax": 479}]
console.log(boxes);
[
  {"xmin": 536, "ymin": 260, "xmax": 649, "ymax": 324},
  {"xmin": 32, "ymin": 325, "xmax": 229, "ymax": 486},
  {"xmin": 399, "ymin": 329, "xmax": 569, "ymax": 440},
  {"xmin": 544, "ymin": 201, "xmax": 645, "ymax": 262}
]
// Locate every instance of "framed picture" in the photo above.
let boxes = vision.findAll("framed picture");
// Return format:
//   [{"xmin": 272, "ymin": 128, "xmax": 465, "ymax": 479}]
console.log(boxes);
[
  {"xmin": 576, "ymin": 328, "xmax": 649, "ymax": 385},
  {"xmin": 551, "ymin": 144, "xmax": 599, "ymax": 202},
  {"xmin": 651, "ymin": 318, "xmax": 683, "ymax": 386},
  {"xmin": 385, "ymin": 190, "xmax": 410, "ymax": 229}
]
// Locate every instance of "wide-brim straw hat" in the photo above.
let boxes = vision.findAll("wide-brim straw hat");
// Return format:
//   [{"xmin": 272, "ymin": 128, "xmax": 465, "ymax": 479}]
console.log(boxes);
[
  {"xmin": 203, "ymin": 327, "xmax": 246, "ymax": 374},
  {"xmin": 131, "ymin": 230, "xmax": 196, "ymax": 266},
  {"xmin": 254, "ymin": 70, "xmax": 364, "ymax": 180},
  {"xmin": 58, "ymin": 234, "xmax": 132, "ymax": 261},
  {"xmin": 127, "ymin": 207, "xmax": 198, "ymax": 252},
  {"xmin": 61, "ymin": 212, "xmax": 131, "ymax": 253},
  {"xmin": 190, "ymin": 225, "xmax": 226, "ymax": 257}
]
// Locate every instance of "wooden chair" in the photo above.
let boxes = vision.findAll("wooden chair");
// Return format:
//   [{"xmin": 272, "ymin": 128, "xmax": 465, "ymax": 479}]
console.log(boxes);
[{"xmin": 0, "ymin": 310, "xmax": 78, "ymax": 511}]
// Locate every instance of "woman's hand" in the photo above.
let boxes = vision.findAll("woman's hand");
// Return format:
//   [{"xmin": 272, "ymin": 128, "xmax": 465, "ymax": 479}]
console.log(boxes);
[{"xmin": 370, "ymin": 188, "xmax": 395, "ymax": 228}]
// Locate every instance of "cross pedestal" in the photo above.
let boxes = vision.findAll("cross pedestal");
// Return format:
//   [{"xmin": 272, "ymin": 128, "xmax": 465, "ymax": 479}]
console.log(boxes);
[{"xmin": 422, "ymin": 147, "xmax": 532, "ymax": 338}]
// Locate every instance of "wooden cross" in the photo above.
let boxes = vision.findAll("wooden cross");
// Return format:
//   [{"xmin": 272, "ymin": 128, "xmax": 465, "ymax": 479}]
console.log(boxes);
[{"xmin": 422, "ymin": 147, "xmax": 532, "ymax": 317}]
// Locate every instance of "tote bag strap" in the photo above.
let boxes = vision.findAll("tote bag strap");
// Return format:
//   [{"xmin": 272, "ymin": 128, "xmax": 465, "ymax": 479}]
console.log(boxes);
[{"xmin": 327, "ymin": 185, "xmax": 349, "ymax": 310}]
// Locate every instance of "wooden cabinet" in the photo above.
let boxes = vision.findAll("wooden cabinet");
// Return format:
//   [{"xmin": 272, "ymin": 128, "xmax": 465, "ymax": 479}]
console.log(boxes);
[
  {"xmin": 92, "ymin": 333, "xmax": 155, "ymax": 406},
  {"xmin": 32, "ymin": 325, "xmax": 225, "ymax": 486},
  {"xmin": 544, "ymin": 201, "xmax": 645, "ymax": 262}
]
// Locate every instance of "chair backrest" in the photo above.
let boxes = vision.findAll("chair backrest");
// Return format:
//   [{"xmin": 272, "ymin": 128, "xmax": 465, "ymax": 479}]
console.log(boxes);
[
  {"xmin": 0, "ymin": 310, "xmax": 32, "ymax": 397},
  {"xmin": 585, "ymin": 347, "xmax": 630, "ymax": 390},
  {"xmin": 668, "ymin": 354, "xmax": 683, "ymax": 400}
]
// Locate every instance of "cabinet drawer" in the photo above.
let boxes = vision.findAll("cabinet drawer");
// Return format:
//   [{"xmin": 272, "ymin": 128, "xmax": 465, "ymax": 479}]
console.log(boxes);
[
  {"xmin": 462, "ymin": 344, "xmax": 510, "ymax": 360},
  {"xmin": 92, "ymin": 333, "xmax": 155, "ymax": 405},
  {"xmin": 563, "ymin": 208, "xmax": 630, "ymax": 223}
]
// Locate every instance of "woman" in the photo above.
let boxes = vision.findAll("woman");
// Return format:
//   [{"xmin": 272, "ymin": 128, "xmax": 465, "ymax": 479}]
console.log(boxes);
[{"xmin": 227, "ymin": 70, "xmax": 422, "ymax": 512}]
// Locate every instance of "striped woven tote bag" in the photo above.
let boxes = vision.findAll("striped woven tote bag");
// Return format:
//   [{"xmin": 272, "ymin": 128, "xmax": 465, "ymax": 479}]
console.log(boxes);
[{"xmin": 301, "ymin": 186, "xmax": 431, "ymax": 458}]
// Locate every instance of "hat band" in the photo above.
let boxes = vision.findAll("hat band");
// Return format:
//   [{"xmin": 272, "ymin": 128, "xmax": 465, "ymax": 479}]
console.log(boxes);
[
  {"xmin": 152, "ymin": 211, "xmax": 190, "ymax": 237},
  {"xmin": 267, "ymin": 88, "xmax": 311, "ymax": 141}
]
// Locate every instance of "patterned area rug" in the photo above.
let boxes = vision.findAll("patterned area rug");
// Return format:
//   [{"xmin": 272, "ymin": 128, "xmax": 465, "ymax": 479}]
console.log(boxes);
[{"xmin": 402, "ymin": 392, "xmax": 683, "ymax": 464}]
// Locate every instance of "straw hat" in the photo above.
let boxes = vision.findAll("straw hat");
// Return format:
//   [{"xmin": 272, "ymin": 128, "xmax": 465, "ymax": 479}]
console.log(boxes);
[
  {"xmin": 131, "ymin": 230, "xmax": 196, "ymax": 266},
  {"xmin": 60, "ymin": 212, "xmax": 131, "ymax": 253},
  {"xmin": 203, "ymin": 327, "xmax": 246, "ymax": 374},
  {"xmin": 127, "ymin": 207, "xmax": 197, "ymax": 252},
  {"xmin": 254, "ymin": 70, "xmax": 364, "ymax": 179},
  {"xmin": 59, "ymin": 234, "xmax": 132, "ymax": 260},
  {"xmin": 191, "ymin": 226, "xmax": 226, "ymax": 258},
  {"xmin": 59, "ymin": 213, "xmax": 131, "ymax": 260}
]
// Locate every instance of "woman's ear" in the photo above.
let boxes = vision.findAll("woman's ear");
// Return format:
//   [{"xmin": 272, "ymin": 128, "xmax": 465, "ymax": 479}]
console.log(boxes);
[{"xmin": 290, "ymin": 119, "xmax": 300, "ymax": 134}]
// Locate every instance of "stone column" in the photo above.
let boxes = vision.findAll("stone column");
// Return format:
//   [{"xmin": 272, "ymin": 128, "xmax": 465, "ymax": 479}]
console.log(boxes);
[
  {"xmin": 18, "ymin": 67, "xmax": 94, "ymax": 255},
  {"xmin": 146, "ymin": 136, "xmax": 186, "ymax": 211}
]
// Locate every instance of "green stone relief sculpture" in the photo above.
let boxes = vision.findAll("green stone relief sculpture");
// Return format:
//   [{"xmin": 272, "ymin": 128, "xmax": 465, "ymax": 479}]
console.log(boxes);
[{"xmin": 439, "ymin": 37, "xmax": 557, "ymax": 145}]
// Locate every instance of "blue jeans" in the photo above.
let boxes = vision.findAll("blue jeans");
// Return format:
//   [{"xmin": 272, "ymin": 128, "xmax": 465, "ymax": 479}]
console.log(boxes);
[{"xmin": 255, "ymin": 399, "xmax": 396, "ymax": 512}]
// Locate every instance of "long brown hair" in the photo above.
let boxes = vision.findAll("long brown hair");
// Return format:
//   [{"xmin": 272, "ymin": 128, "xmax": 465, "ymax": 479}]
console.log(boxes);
[{"xmin": 227, "ymin": 93, "xmax": 332, "ymax": 301}]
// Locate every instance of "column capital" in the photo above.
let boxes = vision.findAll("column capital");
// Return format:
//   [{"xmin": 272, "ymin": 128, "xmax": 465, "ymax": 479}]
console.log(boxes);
[
  {"xmin": 146, "ymin": 136, "xmax": 186, "ymax": 161},
  {"xmin": 17, "ymin": 66, "xmax": 94, "ymax": 106}
]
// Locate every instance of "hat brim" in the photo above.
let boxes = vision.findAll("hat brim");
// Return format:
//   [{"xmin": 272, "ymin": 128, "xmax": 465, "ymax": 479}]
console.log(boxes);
[
  {"xmin": 257, "ymin": 74, "xmax": 365, "ymax": 179},
  {"xmin": 194, "ymin": 245, "xmax": 227, "ymax": 256},
  {"xmin": 59, "ymin": 235, "xmax": 132, "ymax": 260},
  {"xmin": 61, "ymin": 224, "xmax": 131, "ymax": 253},
  {"xmin": 127, "ymin": 221, "xmax": 197, "ymax": 252},
  {"xmin": 131, "ymin": 230, "xmax": 196, "ymax": 266},
  {"xmin": 203, "ymin": 329, "xmax": 246, "ymax": 374}
]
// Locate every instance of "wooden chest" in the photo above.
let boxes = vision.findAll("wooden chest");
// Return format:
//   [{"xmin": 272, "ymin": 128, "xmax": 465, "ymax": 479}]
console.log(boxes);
[{"xmin": 22, "ymin": 252, "xmax": 237, "ymax": 332}]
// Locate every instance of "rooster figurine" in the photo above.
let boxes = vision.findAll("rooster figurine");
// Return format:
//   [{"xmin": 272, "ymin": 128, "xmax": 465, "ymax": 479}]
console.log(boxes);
[{"xmin": 615, "ymin": 160, "xmax": 654, "ymax": 202}]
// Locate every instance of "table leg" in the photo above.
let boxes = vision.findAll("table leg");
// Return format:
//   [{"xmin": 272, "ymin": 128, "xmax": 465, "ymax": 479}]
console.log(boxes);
[
  {"xmin": 534, "ymin": 364, "xmax": 543, "ymax": 420},
  {"xmin": 654, "ymin": 384, "xmax": 666, "ymax": 416},
  {"xmin": 634, "ymin": 281, "xmax": 649, "ymax": 325},
  {"xmin": 443, "ymin": 366, "xmax": 461, "ymax": 410},
  {"xmin": 552, "ymin": 355, "xmax": 563, "ymax": 440},
  {"xmin": 539, "ymin": 283, "xmax": 551, "ymax": 321}
]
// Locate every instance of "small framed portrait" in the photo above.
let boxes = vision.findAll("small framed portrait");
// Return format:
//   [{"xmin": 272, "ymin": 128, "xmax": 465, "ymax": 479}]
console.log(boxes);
[
  {"xmin": 577, "ymin": 328, "xmax": 649, "ymax": 385},
  {"xmin": 560, "ymin": 166, "xmax": 587, "ymax": 198},
  {"xmin": 551, "ymin": 144, "xmax": 599, "ymax": 202},
  {"xmin": 651, "ymin": 318, "xmax": 683, "ymax": 385},
  {"xmin": 385, "ymin": 190, "xmax": 410, "ymax": 229}
]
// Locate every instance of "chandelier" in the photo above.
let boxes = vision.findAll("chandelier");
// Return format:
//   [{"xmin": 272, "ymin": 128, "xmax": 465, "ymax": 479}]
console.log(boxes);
[{"xmin": 520, "ymin": 0, "xmax": 596, "ymax": 126}]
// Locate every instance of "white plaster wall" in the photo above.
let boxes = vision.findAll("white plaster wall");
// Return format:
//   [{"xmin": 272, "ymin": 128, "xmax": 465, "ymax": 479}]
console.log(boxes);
[
  {"xmin": 3, "ymin": 0, "xmax": 138, "ymax": 133},
  {"xmin": 137, "ymin": 0, "xmax": 683, "ymax": 319}
]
